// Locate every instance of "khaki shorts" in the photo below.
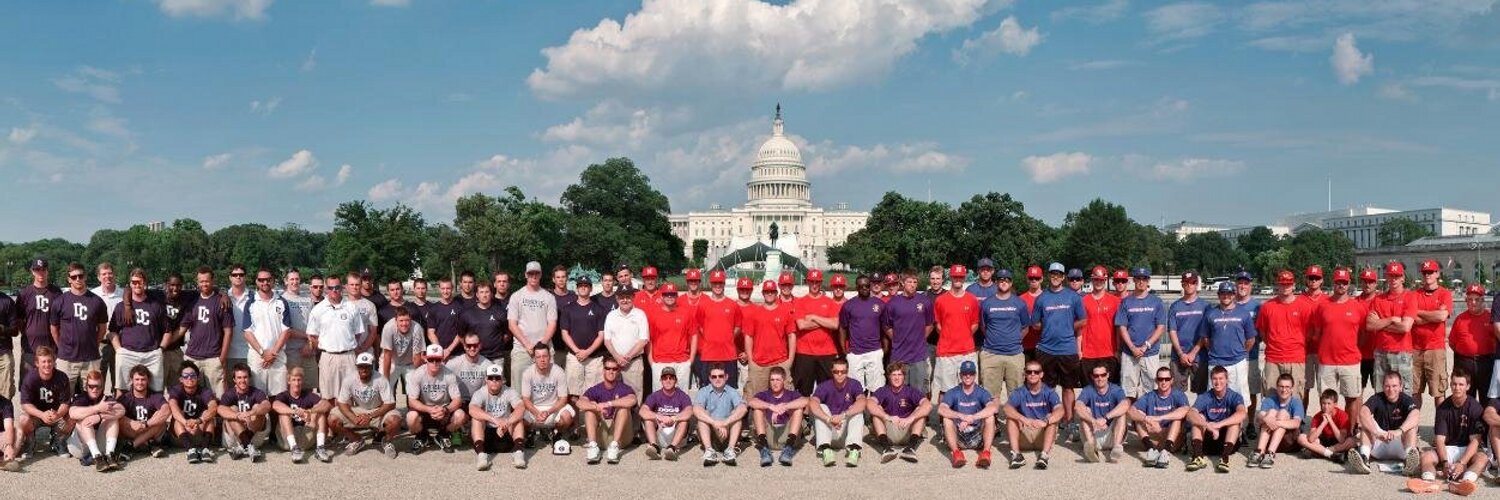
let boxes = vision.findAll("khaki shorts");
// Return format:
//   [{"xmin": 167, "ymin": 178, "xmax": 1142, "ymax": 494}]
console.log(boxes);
[
  {"xmin": 335, "ymin": 408, "xmax": 399, "ymax": 428},
  {"xmin": 1262, "ymin": 362, "xmax": 1305, "ymax": 397},
  {"xmin": 57, "ymin": 358, "xmax": 102, "ymax": 386},
  {"xmin": 1413, "ymin": 349, "xmax": 1448, "ymax": 398},
  {"xmin": 317, "ymin": 352, "xmax": 356, "ymax": 401},
  {"xmin": 116, "ymin": 348, "xmax": 164, "ymax": 392},
  {"xmin": 1318, "ymin": 364, "xmax": 1362, "ymax": 399},
  {"xmin": 1016, "ymin": 426, "xmax": 1052, "ymax": 452},
  {"xmin": 1120, "ymin": 353, "xmax": 1163, "ymax": 399},
  {"xmin": 744, "ymin": 359, "xmax": 791, "ymax": 399},
  {"xmin": 565, "ymin": 354, "xmax": 603, "ymax": 396},
  {"xmin": 187, "ymin": 356, "xmax": 225, "ymax": 394},
  {"xmin": 589, "ymin": 412, "xmax": 635, "ymax": 447},
  {"xmin": 932, "ymin": 353, "xmax": 977, "ymax": 394},
  {"xmin": 0, "ymin": 353, "xmax": 13, "ymax": 399},
  {"xmin": 979, "ymin": 351, "xmax": 1024, "ymax": 401}
]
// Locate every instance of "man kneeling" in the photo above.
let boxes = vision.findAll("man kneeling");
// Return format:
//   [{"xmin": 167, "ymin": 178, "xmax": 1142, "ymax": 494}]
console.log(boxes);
[
  {"xmin": 1406, "ymin": 371, "xmax": 1487, "ymax": 496},
  {"xmin": 868, "ymin": 362, "xmax": 931, "ymax": 464},
  {"xmin": 578, "ymin": 357, "xmax": 638, "ymax": 465},
  {"xmin": 469, "ymin": 364, "xmax": 524, "ymax": 470},
  {"xmin": 1186, "ymin": 366, "xmax": 1247, "ymax": 473},
  {"xmin": 749, "ymin": 366, "xmax": 806, "ymax": 467}
]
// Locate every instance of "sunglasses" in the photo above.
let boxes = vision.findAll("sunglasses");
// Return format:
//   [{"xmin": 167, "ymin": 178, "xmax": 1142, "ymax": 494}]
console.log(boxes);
[
  {"xmin": 310, "ymin": 285, "xmax": 324, "ymax": 289},
  {"xmin": 1025, "ymin": 369, "xmax": 1043, "ymax": 374},
  {"xmin": 1068, "ymin": 278, "xmax": 1084, "ymax": 282},
  {"xmin": 230, "ymin": 273, "xmax": 246, "ymax": 278},
  {"xmin": 427, "ymin": 358, "xmax": 444, "ymax": 363},
  {"xmin": 1091, "ymin": 373, "xmax": 1109, "ymax": 378},
  {"xmin": 129, "ymin": 280, "xmax": 145, "ymax": 285},
  {"xmin": 68, "ymin": 274, "xmax": 85, "ymax": 280},
  {"xmin": 604, "ymin": 366, "xmax": 620, "ymax": 372},
  {"xmin": 86, "ymin": 384, "xmax": 102, "ymax": 390},
  {"xmin": 710, "ymin": 374, "xmax": 727, "ymax": 379},
  {"xmin": 1156, "ymin": 377, "xmax": 1173, "ymax": 382},
  {"xmin": 464, "ymin": 343, "xmax": 481, "ymax": 349},
  {"xmin": 256, "ymin": 278, "xmax": 271, "ymax": 283},
  {"xmin": 831, "ymin": 369, "xmax": 847, "ymax": 374},
  {"xmin": 486, "ymin": 376, "xmax": 504, "ymax": 381},
  {"xmin": 181, "ymin": 373, "xmax": 199, "ymax": 380}
]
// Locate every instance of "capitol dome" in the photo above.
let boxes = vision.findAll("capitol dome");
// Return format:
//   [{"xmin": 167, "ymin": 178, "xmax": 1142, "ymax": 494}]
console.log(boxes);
[{"xmin": 746, "ymin": 104, "xmax": 811, "ymax": 208}]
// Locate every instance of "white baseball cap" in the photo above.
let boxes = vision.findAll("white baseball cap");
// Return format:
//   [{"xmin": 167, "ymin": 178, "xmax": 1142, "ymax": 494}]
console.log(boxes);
[
  {"xmin": 485, "ymin": 365, "xmax": 504, "ymax": 378},
  {"xmin": 424, "ymin": 344, "xmax": 444, "ymax": 359},
  {"xmin": 355, "ymin": 352, "xmax": 375, "ymax": 366}
]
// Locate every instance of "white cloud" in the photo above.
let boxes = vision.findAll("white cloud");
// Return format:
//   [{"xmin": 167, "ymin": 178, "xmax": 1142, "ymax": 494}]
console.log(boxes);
[
  {"xmin": 1144, "ymin": 2, "xmax": 1224, "ymax": 43},
  {"xmin": 301, "ymin": 48, "xmax": 317, "ymax": 72},
  {"xmin": 1052, "ymin": 0, "xmax": 1129, "ymax": 23},
  {"xmin": 8, "ymin": 127, "xmax": 36, "ymax": 145},
  {"xmin": 249, "ymin": 97, "xmax": 281, "ymax": 116},
  {"xmin": 1021, "ymin": 152, "xmax": 1092, "ymax": 184},
  {"xmin": 1125, "ymin": 156, "xmax": 1245, "ymax": 182},
  {"xmin": 336, "ymin": 163, "xmax": 352, "ymax": 184},
  {"xmin": 155, "ymin": 0, "xmax": 273, "ymax": 20},
  {"xmin": 88, "ymin": 113, "xmax": 131, "ymax": 139},
  {"xmin": 954, "ymin": 16, "xmax": 1043, "ymax": 64},
  {"xmin": 52, "ymin": 67, "xmax": 122, "ymax": 104},
  {"xmin": 540, "ymin": 101, "xmax": 662, "ymax": 148},
  {"xmin": 1378, "ymin": 82, "xmax": 1415, "ymax": 101},
  {"xmin": 1068, "ymin": 60, "xmax": 1139, "ymax": 71},
  {"xmin": 268, "ymin": 149, "xmax": 317, "ymax": 178},
  {"xmin": 370, "ymin": 0, "xmax": 410, "ymax": 6},
  {"xmin": 1331, "ymin": 33, "xmax": 1374, "ymax": 85},
  {"xmin": 292, "ymin": 164, "xmax": 352, "ymax": 192},
  {"xmin": 368, "ymin": 178, "xmax": 403, "ymax": 202},
  {"xmin": 804, "ymin": 142, "xmax": 968, "ymax": 177},
  {"xmin": 526, "ymin": 0, "xmax": 994, "ymax": 99},
  {"xmin": 370, "ymin": 146, "xmax": 596, "ymax": 214},
  {"xmin": 202, "ymin": 153, "xmax": 232, "ymax": 170}
]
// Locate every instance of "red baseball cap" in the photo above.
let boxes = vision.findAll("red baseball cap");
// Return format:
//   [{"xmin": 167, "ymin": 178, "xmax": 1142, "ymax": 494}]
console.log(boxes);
[
  {"xmin": 1112, "ymin": 269, "xmax": 1129, "ymax": 282},
  {"xmin": 1465, "ymin": 284, "xmax": 1486, "ymax": 296},
  {"xmin": 1304, "ymin": 265, "xmax": 1323, "ymax": 279},
  {"xmin": 708, "ymin": 270, "xmax": 727, "ymax": 284},
  {"xmin": 1331, "ymin": 268, "xmax": 1352, "ymax": 283},
  {"xmin": 1359, "ymin": 268, "xmax": 1378, "ymax": 283},
  {"xmin": 1026, "ymin": 266, "xmax": 1043, "ymax": 279},
  {"xmin": 684, "ymin": 269, "xmax": 702, "ymax": 281},
  {"xmin": 1090, "ymin": 266, "xmax": 1108, "ymax": 280},
  {"xmin": 884, "ymin": 273, "xmax": 899, "ymax": 285},
  {"xmin": 807, "ymin": 269, "xmax": 824, "ymax": 282},
  {"xmin": 1276, "ymin": 270, "xmax": 1296, "ymax": 285},
  {"xmin": 761, "ymin": 280, "xmax": 777, "ymax": 293},
  {"xmin": 660, "ymin": 283, "xmax": 678, "ymax": 295},
  {"xmin": 778, "ymin": 272, "xmax": 794, "ymax": 286},
  {"xmin": 1419, "ymin": 260, "xmax": 1440, "ymax": 273},
  {"xmin": 736, "ymin": 277, "xmax": 753, "ymax": 290},
  {"xmin": 642, "ymin": 266, "xmax": 659, "ymax": 278},
  {"xmin": 830, "ymin": 274, "xmax": 847, "ymax": 287},
  {"xmin": 949, "ymin": 265, "xmax": 967, "ymax": 278},
  {"xmin": 1384, "ymin": 262, "xmax": 1405, "ymax": 277}
]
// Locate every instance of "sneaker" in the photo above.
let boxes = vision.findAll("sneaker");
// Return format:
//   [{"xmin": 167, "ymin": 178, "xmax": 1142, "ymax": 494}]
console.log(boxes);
[
  {"xmin": 1261, "ymin": 453, "xmax": 1275, "ymax": 469},
  {"xmin": 1405, "ymin": 478, "xmax": 1443, "ymax": 494},
  {"xmin": 150, "ymin": 446, "xmax": 165, "ymax": 459},
  {"xmin": 246, "ymin": 444, "xmax": 263, "ymax": 462},
  {"xmin": 645, "ymin": 444, "xmax": 662, "ymax": 461},
  {"xmin": 51, "ymin": 436, "xmax": 68, "ymax": 457},
  {"xmin": 664, "ymin": 446, "xmax": 679, "ymax": 461},
  {"xmin": 1008, "ymin": 451, "xmax": 1025, "ymax": 469},
  {"xmin": 1082, "ymin": 434, "xmax": 1101, "ymax": 463},
  {"xmin": 845, "ymin": 448, "xmax": 859, "ymax": 468},
  {"xmin": 186, "ymin": 448, "xmax": 201, "ymax": 464},
  {"xmin": 881, "ymin": 447, "xmax": 898, "ymax": 464},
  {"xmin": 1247, "ymin": 452, "xmax": 1263, "ymax": 469},
  {"xmin": 778, "ymin": 446, "xmax": 796, "ymax": 466},
  {"xmin": 0, "ymin": 460, "xmax": 20, "ymax": 473},
  {"xmin": 437, "ymin": 437, "xmax": 455, "ymax": 454},
  {"xmin": 94, "ymin": 455, "xmax": 108, "ymax": 472},
  {"xmin": 1450, "ymin": 479, "xmax": 1479, "ymax": 496},
  {"xmin": 315, "ymin": 447, "xmax": 332, "ymax": 463},
  {"xmin": 198, "ymin": 448, "xmax": 215, "ymax": 463},
  {"xmin": 228, "ymin": 445, "xmax": 245, "ymax": 461},
  {"xmin": 1215, "ymin": 456, "xmax": 1230, "ymax": 473},
  {"xmin": 476, "ymin": 452, "xmax": 492, "ymax": 471},
  {"xmin": 1154, "ymin": 452, "xmax": 1170, "ymax": 469},
  {"xmin": 383, "ymin": 442, "xmax": 398, "ymax": 459},
  {"xmin": 80, "ymin": 454, "xmax": 95, "ymax": 467},
  {"xmin": 1186, "ymin": 456, "xmax": 1208, "ymax": 472},
  {"xmin": 1034, "ymin": 452, "xmax": 1049, "ymax": 470},
  {"xmin": 552, "ymin": 439, "xmax": 572, "ymax": 456},
  {"xmin": 899, "ymin": 446, "xmax": 918, "ymax": 463},
  {"xmin": 976, "ymin": 450, "xmax": 992, "ymax": 469},
  {"xmin": 702, "ymin": 449, "xmax": 719, "ymax": 467},
  {"xmin": 450, "ymin": 431, "xmax": 465, "ymax": 448},
  {"xmin": 951, "ymin": 449, "xmax": 967, "ymax": 468},
  {"xmin": 1346, "ymin": 449, "xmax": 1371, "ymax": 474},
  {"xmin": 585, "ymin": 442, "xmax": 602, "ymax": 464},
  {"xmin": 409, "ymin": 439, "xmax": 427, "ymax": 456},
  {"xmin": 512, "ymin": 450, "xmax": 527, "ymax": 469},
  {"xmin": 821, "ymin": 448, "xmax": 836, "ymax": 467},
  {"xmin": 345, "ymin": 440, "xmax": 365, "ymax": 456},
  {"xmin": 605, "ymin": 441, "xmax": 621, "ymax": 464},
  {"xmin": 722, "ymin": 447, "xmax": 738, "ymax": 466},
  {"xmin": 1144, "ymin": 448, "xmax": 1160, "ymax": 467},
  {"xmin": 760, "ymin": 447, "xmax": 774, "ymax": 467},
  {"xmin": 1404, "ymin": 448, "xmax": 1422, "ymax": 476},
  {"xmin": 290, "ymin": 447, "xmax": 306, "ymax": 464}
]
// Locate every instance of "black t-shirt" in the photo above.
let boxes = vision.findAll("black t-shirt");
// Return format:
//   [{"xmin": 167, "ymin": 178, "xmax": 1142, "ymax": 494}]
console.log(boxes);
[
  {"xmin": 366, "ymin": 292, "xmax": 390, "ymax": 312},
  {"xmin": 459, "ymin": 303, "xmax": 511, "ymax": 360},
  {"xmin": 1364, "ymin": 392, "xmax": 1417, "ymax": 431},
  {"xmin": 376, "ymin": 301, "xmax": 425, "ymax": 336},
  {"xmin": 559, "ymin": 299, "xmax": 607, "ymax": 358},
  {"xmin": 119, "ymin": 391, "xmax": 167, "ymax": 422},
  {"xmin": 426, "ymin": 300, "xmax": 466, "ymax": 351},
  {"xmin": 1434, "ymin": 396, "xmax": 1485, "ymax": 444},
  {"xmin": 19, "ymin": 370, "xmax": 72, "ymax": 411}
]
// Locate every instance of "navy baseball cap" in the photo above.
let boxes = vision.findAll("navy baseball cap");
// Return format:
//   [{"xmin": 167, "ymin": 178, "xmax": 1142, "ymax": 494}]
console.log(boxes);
[
  {"xmin": 995, "ymin": 269, "xmax": 1013, "ymax": 280},
  {"xmin": 1066, "ymin": 268, "xmax": 1084, "ymax": 279},
  {"xmin": 1234, "ymin": 271, "xmax": 1253, "ymax": 282},
  {"xmin": 1131, "ymin": 267, "xmax": 1150, "ymax": 279},
  {"xmin": 1047, "ymin": 262, "xmax": 1065, "ymax": 274},
  {"xmin": 1181, "ymin": 270, "xmax": 1200, "ymax": 282},
  {"xmin": 977, "ymin": 258, "xmax": 995, "ymax": 269},
  {"xmin": 574, "ymin": 276, "xmax": 592, "ymax": 286},
  {"xmin": 1216, "ymin": 282, "xmax": 1236, "ymax": 294},
  {"xmin": 959, "ymin": 360, "xmax": 977, "ymax": 374},
  {"xmin": 29, "ymin": 258, "xmax": 47, "ymax": 270}
]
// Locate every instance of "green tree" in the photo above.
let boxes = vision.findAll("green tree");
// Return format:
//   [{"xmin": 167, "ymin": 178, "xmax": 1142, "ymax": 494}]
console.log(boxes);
[
  {"xmin": 1135, "ymin": 224, "xmax": 1177, "ymax": 273},
  {"xmin": 1176, "ymin": 232, "xmax": 1247, "ymax": 277},
  {"xmin": 326, "ymin": 201, "xmax": 428, "ymax": 280},
  {"xmin": 828, "ymin": 192, "xmax": 956, "ymax": 272},
  {"xmin": 1286, "ymin": 229, "xmax": 1355, "ymax": 278},
  {"xmin": 1059, "ymin": 199, "xmax": 1137, "ymax": 270},
  {"xmin": 1236, "ymin": 226, "xmax": 1283, "ymax": 256},
  {"xmin": 455, "ymin": 187, "xmax": 567, "ymax": 276},
  {"xmin": 559, "ymin": 158, "xmax": 686, "ymax": 273},
  {"xmin": 418, "ymin": 223, "xmax": 485, "ymax": 281},
  {"xmin": 691, "ymin": 239, "xmax": 709, "ymax": 268},
  {"xmin": 1377, "ymin": 217, "xmax": 1433, "ymax": 247},
  {"xmin": 952, "ymin": 192, "xmax": 1056, "ymax": 272},
  {"xmin": 1254, "ymin": 248, "xmax": 1291, "ymax": 282},
  {"xmin": 209, "ymin": 224, "xmax": 280, "ymax": 271}
]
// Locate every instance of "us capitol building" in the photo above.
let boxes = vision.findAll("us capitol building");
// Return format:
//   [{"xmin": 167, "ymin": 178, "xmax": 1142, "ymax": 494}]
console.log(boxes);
[{"xmin": 669, "ymin": 106, "xmax": 869, "ymax": 270}]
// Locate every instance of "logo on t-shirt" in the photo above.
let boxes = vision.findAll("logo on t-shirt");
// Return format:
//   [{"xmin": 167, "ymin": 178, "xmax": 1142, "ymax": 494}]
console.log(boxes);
[
  {"xmin": 34, "ymin": 295, "xmax": 50, "ymax": 312},
  {"xmin": 134, "ymin": 310, "xmax": 152, "ymax": 325},
  {"xmin": 915, "ymin": 303, "xmax": 924, "ymax": 312},
  {"xmin": 73, "ymin": 303, "xmax": 90, "ymax": 320}
]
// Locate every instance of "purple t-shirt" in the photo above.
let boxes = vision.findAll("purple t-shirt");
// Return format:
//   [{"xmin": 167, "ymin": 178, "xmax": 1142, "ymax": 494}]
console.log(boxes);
[
  {"xmin": 219, "ymin": 385, "xmax": 269, "ymax": 413},
  {"xmin": 119, "ymin": 391, "xmax": 167, "ymax": 422},
  {"xmin": 275, "ymin": 389, "xmax": 323, "ymax": 424},
  {"xmin": 19, "ymin": 284, "xmax": 62, "ymax": 354},
  {"xmin": 71, "ymin": 390, "xmax": 111, "ymax": 408},
  {"xmin": 873, "ymin": 383, "xmax": 926, "ymax": 418},
  {"xmin": 812, "ymin": 379, "xmax": 864, "ymax": 415},
  {"xmin": 168, "ymin": 384, "xmax": 216, "ymax": 419},
  {"xmin": 182, "ymin": 292, "xmax": 235, "ymax": 360},
  {"xmin": 49, "ymin": 290, "xmax": 107, "ymax": 362},
  {"xmin": 582, "ymin": 381, "xmax": 636, "ymax": 419},
  {"xmin": 753, "ymin": 388, "xmax": 804, "ymax": 425},
  {"xmin": 839, "ymin": 296, "xmax": 886, "ymax": 355},
  {"xmin": 882, "ymin": 294, "xmax": 933, "ymax": 363},
  {"xmin": 643, "ymin": 388, "xmax": 693, "ymax": 418},
  {"xmin": 110, "ymin": 296, "xmax": 168, "ymax": 352},
  {"xmin": 19, "ymin": 370, "xmax": 71, "ymax": 411}
]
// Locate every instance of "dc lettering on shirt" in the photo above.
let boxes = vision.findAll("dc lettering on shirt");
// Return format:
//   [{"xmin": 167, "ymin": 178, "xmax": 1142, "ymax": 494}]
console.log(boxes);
[
  {"xmin": 35, "ymin": 295, "xmax": 50, "ymax": 312},
  {"xmin": 183, "ymin": 399, "xmax": 200, "ymax": 416},
  {"xmin": 73, "ymin": 302, "xmax": 91, "ymax": 320},
  {"xmin": 39, "ymin": 387, "xmax": 56, "ymax": 404},
  {"xmin": 133, "ymin": 405, "xmax": 150, "ymax": 421},
  {"xmin": 134, "ymin": 310, "xmax": 152, "ymax": 325}
]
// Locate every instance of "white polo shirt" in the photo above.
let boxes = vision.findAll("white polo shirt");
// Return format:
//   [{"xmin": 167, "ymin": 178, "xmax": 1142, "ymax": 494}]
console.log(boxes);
[
  {"xmin": 308, "ymin": 298, "xmax": 366, "ymax": 354},
  {"xmin": 242, "ymin": 291, "xmax": 291, "ymax": 364},
  {"xmin": 602, "ymin": 307, "xmax": 649, "ymax": 360}
]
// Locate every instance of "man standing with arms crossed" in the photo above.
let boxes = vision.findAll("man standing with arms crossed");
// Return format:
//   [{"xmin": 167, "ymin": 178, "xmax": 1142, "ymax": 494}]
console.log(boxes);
[
  {"xmin": 1168, "ymin": 271, "xmax": 1210, "ymax": 395},
  {"xmin": 933, "ymin": 265, "xmax": 979, "ymax": 409},
  {"xmin": 648, "ymin": 283, "xmax": 696, "ymax": 385},
  {"xmin": 242, "ymin": 268, "xmax": 292, "ymax": 395},
  {"xmin": 307, "ymin": 274, "xmax": 365, "ymax": 407},
  {"xmin": 1449, "ymin": 285, "xmax": 1493, "ymax": 404},
  {"xmin": 1116, "ymin": 267, "xmax": 1166, "ymax": 404},
  {"xmin": 839, "ymin": 275, "xmax": 886, "ymax": 393},
  {"xmin": 508, "ymin": 262, "xmax": 558, "ymax": 390},
  {"xmin": 791, "ymin": 269, "xmax": 840, "ymax": 396},
  {"xmin": 51, "ymin": 263, "xmax": 108, "ymax": 390},
  {"xmin": 1206, "ymin": 282, "xmax": 1258, "ymax": 398},
  {"xmin": 560, "ymin": 277, "xmax": 607, "ymax": 401},
  {"xmin": 744, "ymin": 281, "xmax": 796, "ymax": 398},
  {"xmin": 1409, "ymin": 259, "xmax": 1451, "ymax": 410},
  {"xmin": 1030, "ymin": 262, "xmax": 1086, "ymax": 442}
]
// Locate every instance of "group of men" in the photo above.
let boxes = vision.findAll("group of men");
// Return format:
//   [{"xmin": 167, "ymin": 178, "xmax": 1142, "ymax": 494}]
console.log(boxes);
[{"xmin": 0, "ymin": 255, "xmax": 1498, "ymax": 495}]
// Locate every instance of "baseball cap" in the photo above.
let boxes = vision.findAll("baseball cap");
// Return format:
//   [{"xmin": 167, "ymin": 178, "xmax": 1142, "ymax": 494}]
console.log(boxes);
[
  {"xmin": 778, "ymin": 273, "xmax": 794, "ymax": 286},
  {"xmin": 1359, "ymin": 268, "xmax": 1378, "ymax": 283},
  {"xmin": 525, "ymin": 261, "xmax": 542, "ymax": 274},
  {"xmin": 1111, "ymin": 269, "xmax": 1129, "ymax": 281},
  {"xmin": 1180, "ymin": 271, "xmax": 1200, "ymax": 283},
  {"xmin": 1090, "ymin": 266, "xmax": 1108, "ymax": 280},
  {"xmin": 995, "ymin": 269, "xmax": 1013, "ymax": 280},
  {"xmin": 574, "ymin": 276, "xmax": 593, "ymax": 287},
  {"xmin": 1419, "ymin": 260, "xmax": 1440, "ymax": 273},
  {"xmin": 685, "ymin": 269, "xmax": 702, "ymax": 281},
  {"xmin": 1131, "ymin": 267, "xmax": 1150, "ymax": 279},
  {"xmin": 1384, "ymin": 262, "xmax": 1405, "ymax": 277},
  {"xmin": 807, "ymin": 269, "xmax": 824, "ymax": 282},
  {"xmin": 977, "ymin": 258, "xmax": 995, "ymax": 269},
  {"xmin": 883, "ymin": 273, "xmax": 899, "ymax": 285},
  {"xmin": 1304, "ymin": 265, "xmax": 1324, "ymax": 279},
  {"xmin": 642, "ymin": 266, "xmax": 659, "ymax": 278},
  {"xmin": 1047, "ymin": 262, "xmax": 1065, "ymax": 274},
  {"xmin": 949, "ymin": 265, "xmax": 967, "ymax": 278},
  {"xmin": 1275, "ymin": 270, "xmax": 1296, "ymax": 285},
  {"xmin": 616, "ymin": 263, "xmax": 632, "ymax": 272},
  {"xmin": 1217, "ymin": 282, "xmax": 1236, "ymax": 294},
  {"xmin": 1234, "ymin": 271, "xmax": 1253, "ymax": 282},
  {"xmin": 1066, "ymin": 268, "xmax": 1083, "ymax": 279},
  {"xmin": 761, "ymin": 280, "xmax": 777, "ymax": 292},
  {"xmin": 959, "ymin": 360, "xmax": 977, "ymax": 375},
  {"xmin": 660, "ymin": 366, "xmax": 677, "ymax": 379},
  {"xmin": 616, "ymin": 287, "xmax": 638, "ymax": 298},
  {"xmin": 424, "ymin": 344, "xmax": 444, "ymax": 359},
  {"xmin": 1331, "ymin": 268, "xmax": 1352, "ymax": 283},
  {"xmin": 355, "ymin": 352, "xmax": 376, "ymax": 366},
  {"xmin": 485, "ymin": 364, "xmax": 504, "ymax": 378},
  {"xmin": 360, "ymin": 268, "xmax": 373, "ymax": 278},
  {"xmin": 736, "ymin": 277, "xmax": 753, "ymax": 290},
  {"xmin": 660, "ymin": 282, "xmax": 678, "ymax": 295},
  {"xmin": 1465, "ymin": 284, "xmax": 1486, "ymax": 296},
  {"xmin": 1026, "ymin": 266, "xmax": 1043, "ymax": 279},
  {"xmin": 709, "ymin": 270, "xmax": 727, "ymax": 284},
  {"xmin": 830, "ymin": 274, "xmax": 847, "ymax": 287},
  {"xmin": 29, "ymin": 258, "xmax": 47, "ymax": 271}
]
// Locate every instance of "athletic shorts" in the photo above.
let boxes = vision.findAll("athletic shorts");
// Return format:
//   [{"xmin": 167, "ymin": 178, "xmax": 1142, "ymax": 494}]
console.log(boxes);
[
  {"xmin": 479, "ymin": 426, "xmax": 518, "ymax": 453},
  {"xmin": 1037, "ymin": 352, "xmax": 1081, "ymax": 389},
  {"xmin": 1318, "ymin": 435, "xmax": 1339, "ymax": 448},
  {"xmin": 1201, "ymin": 430, "xmax": 1233, "ymax": 456},
  {"xmin": 954, "ymin": 422, "xmax": 983, "ymax": 450}
]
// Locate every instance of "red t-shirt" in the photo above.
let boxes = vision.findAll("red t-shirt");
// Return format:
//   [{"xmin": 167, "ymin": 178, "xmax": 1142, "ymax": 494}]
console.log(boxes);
[
  {"xmin": 695, "ymin": 296, "xmax": 742, "ymax": 362},
  {"xmin": 1356, "ymin": 292, "xmax": 1378, "ymax": 360},
  {"xmin": 1370, "ymin": 290, "xmax": 1418, "ymax": 353},
  {"xmin": 648, "ymin": 306, "xmax": 697, "ymax": 363},
  {"xmin": 1080, "ymin": 293, "xmax": 1120, "ymax": 359},
  {"xmin": 1409, "ymin": 286, "xmax": 1453, "ymax": 351},
  {"xmin": 1256, "ymin": 295, "xmax": 1316, "ymax": 364},
  {"xmin": 1450, "ymin": 309, "xmax": 1496, "ymax": 357},
  {"xmin": 1021, "ymin": 290, "xmax": 1042, "ymax": 350},
  {"xmin": 634, "ymin": 289, "xmax": 663, "ymax": 315},
  {"xmin": 744, "ymin": 304, "xmax": 794, "ymax": 366},
  {"xmin": 1311, "ymin": 407, "xmax": 1351, "ymax": 439},
  {"xmin": 792, "ymin": 294, "xmax": 840, "ymax": 356},
  {"xmin": 933, "ymin": 292, "xmax": 979, "ymax": 356},
  {"xmin": 1313, "ymin": 297, "xmax": 1366, "ymax": 366}
]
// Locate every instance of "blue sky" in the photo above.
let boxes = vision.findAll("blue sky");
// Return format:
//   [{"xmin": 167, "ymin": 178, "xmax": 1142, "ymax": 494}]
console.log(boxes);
[{"xmin": 3, "ymin": 0, "xmax": 1498, "ymax": 242}]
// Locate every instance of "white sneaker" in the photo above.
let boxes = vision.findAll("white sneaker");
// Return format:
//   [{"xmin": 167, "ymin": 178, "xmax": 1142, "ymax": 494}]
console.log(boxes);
[
  {"xmin": 476, "ymin": 452, "xmax": 492, "ymax": 471},
  {"xmin": 585, "ymin": 442, "xmax": 602, "ymax": 464},
  {"xmin": 605, "ymin": 441, "xmax": 621, "ymax": 464},
  {"xmin": 512, "ymin": 450, "xmax": 527, "ymax": 469},
  {"xmin": 1144, "ymin": 448, "xmax": 1159, "ymax": 466}
]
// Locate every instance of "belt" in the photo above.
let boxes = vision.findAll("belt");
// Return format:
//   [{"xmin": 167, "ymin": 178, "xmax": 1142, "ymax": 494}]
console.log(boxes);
[{"xmin": 324, "ymin": 349, "xmax": 354, "ymax": 355}]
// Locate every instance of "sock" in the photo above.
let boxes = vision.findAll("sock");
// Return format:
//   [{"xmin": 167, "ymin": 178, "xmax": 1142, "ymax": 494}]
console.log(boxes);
[
  {"xmin": 87, "ymin": 442, "xmax": 102, "ymax": 457},
  {"xmin": 1224, "ymin": 441, "xmax": 1240, "ymax": 459},
  {"xmin": 1359, "ymin": 445, "xmax": 1370, "ymax": 457},
  {"xmin": 786, "ymin": 433, "xmax": 801, "ymax": 449},
  {"xmin": 1141, "ymin": 437, "xmax": 1155, "ymax": 450},
  {"xmin": 473, "ymin": 440, "xmax": 485, "ymax": 453},
  {"xmin": 105, "ymin": 437, "xmax": 117, "ymax": 454},
  {"xmin": 1163, "ymin": 440, "xmax": 1175, "ymax": 452},
  {"xmin": 874, "ymin": 434, "xmax": 891, "ymax": 448},
  {"xmin": 848, "ymin": 444, "xmax": 861, "ymax": 451},
  {"xmin": 817, "ymin": 444, "xmax": 830, "ymax": 452},
  {"xmin": 1421, "ymin": 472, "xmax": 1436, "ymax": 481},
  {"xmin": 1190, "ymin": 439, "xmax": 1204, "ymax": 457},
  {"xmin": 316, "ymin": 432, "xmax": 325, "ymax": 447},
  {"xmin": 1321, "ymin": 449, "xmax": 1333, "ymax": 458},
  {"xmin": 513, "ymin": 438, "xmax": 525, "ymax": 449},
  {"xmin": 286, "ymin": 435, "xmax": 298, "ymax": 449},
  {"xmin": 1463, "ymin": 471, "xmax": 1478, "ymax": 482}
]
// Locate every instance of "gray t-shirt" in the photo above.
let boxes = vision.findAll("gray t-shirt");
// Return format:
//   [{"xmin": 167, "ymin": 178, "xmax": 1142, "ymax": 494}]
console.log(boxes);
[
  {"xmin": 519, "ymin": 364, "xmax": 568, "ymax": 408},
  {"xmin": 470, "ymin": 386, "xmax": 521, "ymax": 427},
  {"xmin": 338, "ymin": 374, "xmax": 393, "ymax": 412},
  {"xmin": 444, "ymin": 356, "xmax": 492, "ymax": 401},
  {"xmin": 379, "ymin": 321, "xmax": 427, "ymax": 368},
  {"xmin": 405, "ymin": 367, "xmax": 461, "ymax": 407},
  {"xmin": 353, "ymin": 298, "xmax": 379, "ymax": 338},
  {"xmin": 281, "ymin": 292, "xmax": 313, "ymax": 352},
  {"xmin": 506, "ymin": 288, "xmax": 558, "ymax": 346}
]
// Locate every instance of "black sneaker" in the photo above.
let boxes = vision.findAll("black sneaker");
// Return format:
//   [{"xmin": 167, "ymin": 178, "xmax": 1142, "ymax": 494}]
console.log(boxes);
[
  {"xmin": 1008, "ymin": 451, "xmax": 1026, "ymax": 469},
  {"xmin": 1034, "ymin": 453, "xmax": 1050, "ymax": 470},
  {"xmin": 81, "ymin": 454, "xmax": 95, "ymax": 467},
  {"xmin": 409, "ymin": 438, "xmax": 427, "ymax": 456}
]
